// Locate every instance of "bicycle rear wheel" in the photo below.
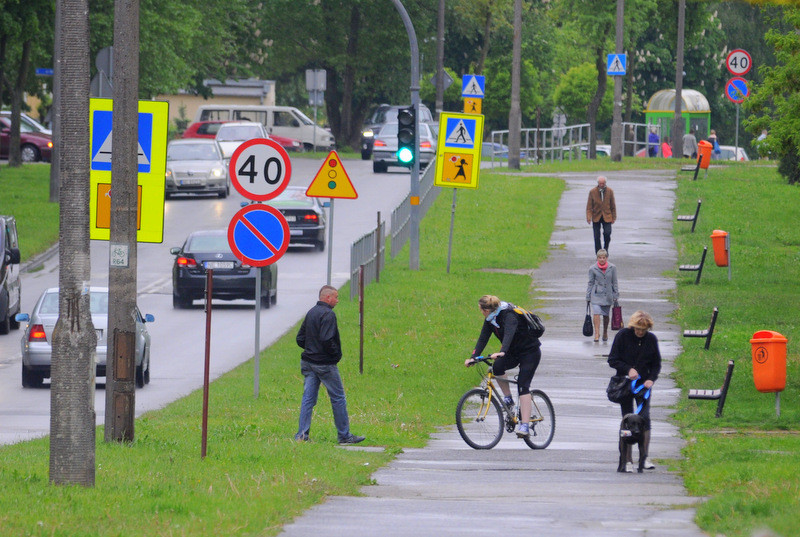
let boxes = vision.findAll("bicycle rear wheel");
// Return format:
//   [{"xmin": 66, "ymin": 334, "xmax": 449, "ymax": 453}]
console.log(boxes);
[
  {"xmin": 456, "ymin": 388, "xmax": 504, "ymax": 449},
  {"xmin": 523, "ymin": 389, "xmax": 555, "ymax": 449}
]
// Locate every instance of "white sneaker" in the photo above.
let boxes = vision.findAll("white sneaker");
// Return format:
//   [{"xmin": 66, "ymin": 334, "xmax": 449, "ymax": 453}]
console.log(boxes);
[
  {"xmin": 624, "ymin": 462, "xmax": 634, "ymax": 473},
  {"xmin": 644, "ymin": 458, "xmax": 655, "ymax": 470}
]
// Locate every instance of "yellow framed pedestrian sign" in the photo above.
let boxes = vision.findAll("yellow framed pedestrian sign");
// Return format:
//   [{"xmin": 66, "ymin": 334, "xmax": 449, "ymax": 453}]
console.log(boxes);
[
  {"xmin": 89, "ymin": 98, "xmax": 169, "ymax": 243},
  {"xmin": 434, "ymin": 112, "xmax": 484, "ymax": 189}
]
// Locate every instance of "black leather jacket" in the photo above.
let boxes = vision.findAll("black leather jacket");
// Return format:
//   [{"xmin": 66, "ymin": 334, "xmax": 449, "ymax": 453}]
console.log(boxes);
[{"xmin": 297, "ymin": 301, "xmax": 342, "ymax": 365}]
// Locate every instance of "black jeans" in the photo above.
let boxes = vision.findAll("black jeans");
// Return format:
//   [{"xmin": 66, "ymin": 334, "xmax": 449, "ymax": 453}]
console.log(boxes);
[{"xmin": 593, "ymin": 218, "xmax": 612, "ymax": 253}]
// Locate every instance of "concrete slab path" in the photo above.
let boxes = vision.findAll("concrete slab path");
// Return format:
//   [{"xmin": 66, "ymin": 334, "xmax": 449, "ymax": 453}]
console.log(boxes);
[{"xmin": 279, "ymin": 169, "xmax": 708, "ymax": 537}]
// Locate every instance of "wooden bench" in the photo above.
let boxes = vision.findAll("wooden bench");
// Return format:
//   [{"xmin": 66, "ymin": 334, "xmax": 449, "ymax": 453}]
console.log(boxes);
[
  {"xmin": 678, "ymin": 246, "xmax": 708, "ymax": 284},
  {"xmin": 677, "ymin": 199, "xmax": 702, "ymax": 232},
  {"xmin": 688, "ymin": 360, "xmax": 734, "ymax": 417},
  {"xmin": 683, "ymin": 306, "xmax": 719, "ymax": 350}
]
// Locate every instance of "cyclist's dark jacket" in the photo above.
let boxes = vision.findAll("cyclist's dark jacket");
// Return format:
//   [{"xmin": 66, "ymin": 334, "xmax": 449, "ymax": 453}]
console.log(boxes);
[
  {"xmin": 296, "ymin": 301, "xmax": 341, "ymax": 365},
  {"xmin": 470, "ymin": 306, "xmax": 541, "ymax": 359},
  {"xmin": 607, "ymin": 328, "xmax": 662, "ymax": 383}
]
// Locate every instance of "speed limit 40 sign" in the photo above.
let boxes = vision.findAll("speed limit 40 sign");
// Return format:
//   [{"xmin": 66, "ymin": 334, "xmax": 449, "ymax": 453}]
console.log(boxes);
[
  {"xmin": 229, "ymin": 138, "xmax": 292, "ymax": 201},
  {"xmin": 726, "ymin": 49, "xmax": 752, "ymax": 76}
]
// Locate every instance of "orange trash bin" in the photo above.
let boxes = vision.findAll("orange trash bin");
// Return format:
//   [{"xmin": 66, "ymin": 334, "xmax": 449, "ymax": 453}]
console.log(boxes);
[
  {"xmin": 750, "ymin": 330, "xmax": 787, "ymax": 393},
  {"xmin": 710, "ymin": 229, "xmax": 729, "ymax": 267},
  {"xmin": 698, "ymin": 140, "xmax": 713, "ymax": 169}
]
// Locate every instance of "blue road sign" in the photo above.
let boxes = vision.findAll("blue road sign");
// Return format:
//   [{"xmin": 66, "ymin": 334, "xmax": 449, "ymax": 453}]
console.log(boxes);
[
  {"xmin": 227, "ymin": 205, "xmax": 290, "ymax": 267},
  {"xmin": 726, "ymin": 77, "xmax": 749, "ymax": 104},
  {"xmin": 607, "ymin": 54, "xmax": 626, "ymax": 76},
  {"xmin": 91, "ymin": 110, "xmax": 153, "ymax": 173},
  {"xmin": 35, "ymin": 68, "xmax": 54, "ymax": 76},
  {"xmin": 443, "ymin": 116, "xmax": 478, "ymax": 149},
  {"xmin": 461, "ymin": 75, "xmax": 485, "ymax": 98}
]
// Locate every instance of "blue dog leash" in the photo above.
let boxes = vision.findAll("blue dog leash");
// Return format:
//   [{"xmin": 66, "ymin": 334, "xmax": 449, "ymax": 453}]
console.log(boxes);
[{"xmin": 630, "ymin": 377, "xmax": 651, "ymax": 415}]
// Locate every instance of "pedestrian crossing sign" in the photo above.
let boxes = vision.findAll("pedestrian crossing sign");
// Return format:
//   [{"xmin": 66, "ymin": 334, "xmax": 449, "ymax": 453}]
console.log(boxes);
[
  {"xmin": 461, "ymin": 75, "xmax": 485, "ymax": 98},
  {"xmin": 607, "ymin": 54, "xmax": 626, "ymax": 76},
  {"xmin": 89, "ymin": 98, "xmax": 169, "ymax": 243},
  {"xmin": 435, "ymin": 112, "xmax": 484, "ymax": 189}
]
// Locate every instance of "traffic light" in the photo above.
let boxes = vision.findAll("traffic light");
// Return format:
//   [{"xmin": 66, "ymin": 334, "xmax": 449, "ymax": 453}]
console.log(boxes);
[{"xmin": 396, "ymin": 105, "xmax": 416, "ymax": 166}]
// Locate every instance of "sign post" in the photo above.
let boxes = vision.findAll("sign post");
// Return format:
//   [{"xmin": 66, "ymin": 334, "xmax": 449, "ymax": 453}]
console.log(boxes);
[
  {"xmin": 726, "ymin": 76, "xmax": 750, "ymax": 160},
  {"xmin": 228, "ymin": 138, "xmax": 292, "ymax": 398},
  {"xmin": 306, "ymin": 150, "xmax": 358, "ymax": 285}
]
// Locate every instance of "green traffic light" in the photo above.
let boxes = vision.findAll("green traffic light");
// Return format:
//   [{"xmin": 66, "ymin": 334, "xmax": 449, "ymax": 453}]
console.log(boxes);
[{"xmin": 397, "ymin": 146, "xmax": 415, "ymax": 164}]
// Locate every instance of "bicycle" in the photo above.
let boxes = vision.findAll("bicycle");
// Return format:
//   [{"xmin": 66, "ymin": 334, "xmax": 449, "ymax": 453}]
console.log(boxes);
[{"xmin": 455, "ymin": 356, "xmax": 555, "ymax": 450}]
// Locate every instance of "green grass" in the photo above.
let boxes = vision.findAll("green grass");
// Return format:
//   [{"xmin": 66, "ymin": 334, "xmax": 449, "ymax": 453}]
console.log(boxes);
[
  {"xmin": 0, "ymin": 164, "xmax": 59, "ymax": 261},
  {"xmin": 2, "ymin": 158, "xmax": 799, "ymax": 536},
  {"xmin": 670, "ymin": 163, "xmax": 800, "ymax": 537}
]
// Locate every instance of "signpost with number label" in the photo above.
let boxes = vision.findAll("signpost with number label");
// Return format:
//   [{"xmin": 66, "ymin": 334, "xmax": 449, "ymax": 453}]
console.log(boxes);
[
  {"xmin": 229, "ymin": 138, "xmax": 292, "ymax": 201},
  {"xmin": 228, "ymin": 137, "xmax": 292, "ymax": 398},
  {"xmin": 726, "ymin": 49, "xmax": 752, "ymax": 76}
]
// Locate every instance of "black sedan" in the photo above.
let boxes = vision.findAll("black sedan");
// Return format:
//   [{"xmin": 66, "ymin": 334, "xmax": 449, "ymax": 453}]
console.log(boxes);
[
  {"xmin": 170, "ymin": 230, "xmax": 278, "ymax": 309},
  {"xmin": 269, "ymin": 187, "xmax": 327, "ymax": 251}
]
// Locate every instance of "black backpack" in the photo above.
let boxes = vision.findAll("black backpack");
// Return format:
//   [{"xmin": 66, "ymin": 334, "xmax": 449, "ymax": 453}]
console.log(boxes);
[{"xmin": 509, "ymin": 304, "xmax": 545, "ymax": 338}]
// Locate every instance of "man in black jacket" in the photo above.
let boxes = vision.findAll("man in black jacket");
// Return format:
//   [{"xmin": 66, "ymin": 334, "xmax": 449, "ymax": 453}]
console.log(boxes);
[{"xmin": 294, "ymin": 285, "xmax": 365, "ymax": 444}]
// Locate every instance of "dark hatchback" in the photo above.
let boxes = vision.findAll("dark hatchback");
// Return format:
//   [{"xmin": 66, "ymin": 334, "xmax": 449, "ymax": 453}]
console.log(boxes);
[
  {"xmin": 269, "ymin": 187, "xmax": 327, "ymax": 251},
  {"xmin": 170, "ymin": 230, "xmax": 278, "ymax": 309},
  {"xmin": 360, "ymin": 103, "xmax": 433, "ymax": 160}
]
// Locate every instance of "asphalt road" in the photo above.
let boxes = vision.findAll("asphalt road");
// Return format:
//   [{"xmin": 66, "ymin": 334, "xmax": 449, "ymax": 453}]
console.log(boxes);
[{"xmin": 0, "ymin": 155, "xmax": 413, "ymax": 445}]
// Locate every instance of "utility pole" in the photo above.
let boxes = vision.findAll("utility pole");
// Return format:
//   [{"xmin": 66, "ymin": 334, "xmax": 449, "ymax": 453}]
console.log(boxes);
[
  {"xmin": 610, "ymin": 0, "xmax": 624, "ymax": 162},
  {"xmin": 434, "ymin": 0, "xmax": 445, "ymax": 121},
  {"xmin": 508, "ymin": 0, "xmax": 522, "ymax": 170},
  {"xmin": 390, "ymin": 0, "xmax": 421, "ymax": 270},
  {"xmin": 105, "ymin": 0, "xmax": 140, "ymax": 442},
  {"xmin": 672, "ymin": 0, "xmax": 686, "ymax": 159}
]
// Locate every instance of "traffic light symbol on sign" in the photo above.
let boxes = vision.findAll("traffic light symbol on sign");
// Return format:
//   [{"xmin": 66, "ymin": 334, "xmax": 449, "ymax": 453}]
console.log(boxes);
[{"xmin": 396, "ymin": 106, "xmax": 416, "ymax": 166}]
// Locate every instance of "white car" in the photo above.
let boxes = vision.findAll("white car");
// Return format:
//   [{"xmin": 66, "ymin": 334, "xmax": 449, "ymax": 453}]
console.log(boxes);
[
  {"xmin": 17, "ymin": 287, "xmax": 154, "ymax": 388},
  {"xmin": 215, "ymin": 121, "xmax": 269, "ymax": 160},
  {"xmin": 717, "ymin": 145, "xmax": 749, "ymax": 161},
  {"xmin": 165, "ymin": 139, "xmax": 229, "ymax": 199}
]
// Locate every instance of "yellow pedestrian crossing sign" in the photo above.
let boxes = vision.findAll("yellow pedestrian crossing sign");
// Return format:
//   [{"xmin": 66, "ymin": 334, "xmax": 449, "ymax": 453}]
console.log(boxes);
[
  {"xmin": 434, "ymin": 112, "xmax": 484, "ymax": 189},
  {"xmin": 89, "ymin": 98, "xmax": 169, "ymax": 243}
]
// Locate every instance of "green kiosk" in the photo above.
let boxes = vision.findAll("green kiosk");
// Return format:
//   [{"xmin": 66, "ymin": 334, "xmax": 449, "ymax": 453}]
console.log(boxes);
[{"xmin": 645, "ymin": 89, "xmax": 711, "ymax": 143}]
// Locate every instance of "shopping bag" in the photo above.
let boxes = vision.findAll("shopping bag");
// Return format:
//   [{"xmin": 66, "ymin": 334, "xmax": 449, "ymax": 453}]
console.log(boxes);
[
  {"xmin": 582, "ymin": 304, "xmax": 593, "ymax": 337},
  {"xmin": 611, "ymin": 301, "xmax": 623, "ymax": 331}
]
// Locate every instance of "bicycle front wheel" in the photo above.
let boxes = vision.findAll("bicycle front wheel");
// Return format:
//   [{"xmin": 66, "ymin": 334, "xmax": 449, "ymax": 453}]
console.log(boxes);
[
  {"xmin": 523, "ymin": 389, "xmax": 555, "ymax": 449},
  {"xmin": 456, "ymin": 388, "xmax": 504, "ymax": 449}
]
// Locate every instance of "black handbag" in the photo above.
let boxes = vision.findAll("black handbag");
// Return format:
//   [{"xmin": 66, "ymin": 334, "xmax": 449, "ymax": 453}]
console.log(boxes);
[
  {"xmin": 582, "ymin": 304, "xmax": 593, "ymax": 337},
  {"xmin": 606, "ymin": 375, "xmax": 630, "ymax": 403}
]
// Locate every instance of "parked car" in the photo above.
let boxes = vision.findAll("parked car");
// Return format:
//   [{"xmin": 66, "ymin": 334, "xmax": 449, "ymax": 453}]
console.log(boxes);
[
  {"xmin": 269, "ymin": 186, "xmax": 326, "ymax": 251},
  {"xmin": 215, "ymin": 121, "xmax": 270, "ymax": 160},
  {"xmin": 372, "ymin": 122, "xmax": 438, "ymax": 173},
  {"xmin": 17, "ymin": 287, "xmax": 154, "ymax": 388},
  {"xmin": 360, "ymin": 103, "xmax": 434, "ymax": 160},
  {"xmin": 165, "ymin": 139, "xmax": 229, "ymax": 199},
  {"xmin": 0, "ymin": 215, "xmax": 22, "ymax": 335},
  {"xmin": 183, "ymin": 120, "xmax": 302, "ymax": 152},
  {"xmin": 481, "ymin": 142, "xmax": 529, "ymax": 160},
  {"xmin": 580, "ymin": 144, "xmax": 611, "ymax": 158},
  {"xmin": 170, "ymin": 229, "xmax": 278, "ymax": 309},
  {"xmin": 0, "ymin": 116, "xmax": 53, "ymax": 162},
  {"xmin": 0, "ymin": 111, "xmax": 52, "ymax": 135},
  {"xmin": 718, "ymin": 145, "xmax": 749, "ymax": 161}
]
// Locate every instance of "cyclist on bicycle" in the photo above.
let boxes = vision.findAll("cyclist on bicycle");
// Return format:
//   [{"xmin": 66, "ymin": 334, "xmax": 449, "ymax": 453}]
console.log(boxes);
[{"xmin": 464, "ymin": 295, "xmax": 542, "ymax": 437}]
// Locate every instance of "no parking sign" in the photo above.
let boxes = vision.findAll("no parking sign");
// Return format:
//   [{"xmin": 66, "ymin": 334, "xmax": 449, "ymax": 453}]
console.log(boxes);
[{"xmin": 227, "ymin": 204, "xmax": 289, "ymax": 267}]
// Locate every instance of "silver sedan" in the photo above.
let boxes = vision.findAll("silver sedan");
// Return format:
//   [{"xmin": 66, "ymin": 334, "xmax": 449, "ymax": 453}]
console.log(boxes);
[
  {"xmin": 17, "ymin": 287, "xmax": 154, "ymax": 389},
  {"xmin": 165, "ymin": 139, "xmax": 229, "ymax": 198}
]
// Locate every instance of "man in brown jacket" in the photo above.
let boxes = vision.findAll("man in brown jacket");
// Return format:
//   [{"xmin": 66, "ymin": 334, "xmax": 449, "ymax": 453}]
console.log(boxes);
[{"xmin": 586, "ymin": 176, "xmax": 616, "ymax": 253}]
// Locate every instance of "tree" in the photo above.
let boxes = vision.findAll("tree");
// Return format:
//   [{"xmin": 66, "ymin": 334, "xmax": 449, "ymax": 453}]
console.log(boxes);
[
  {"xmin": 745, "ymin": 7, "xmax": 800, "ymax": 183},
  {"xmin": 553, "ymin": 62, "xmax": 613, "ymax": 130}
]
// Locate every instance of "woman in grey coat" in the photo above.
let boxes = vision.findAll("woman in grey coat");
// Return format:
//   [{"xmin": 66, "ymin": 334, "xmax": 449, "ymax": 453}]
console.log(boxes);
[{"xmin": 586, "ymin": 249, "xmax": 619, "ymax": 342}]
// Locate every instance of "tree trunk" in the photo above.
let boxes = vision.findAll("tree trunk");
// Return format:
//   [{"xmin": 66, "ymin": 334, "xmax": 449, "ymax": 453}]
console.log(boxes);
[
  {"xmin": 8, "ymin": 39, "xmax": 32, "ymax": 167},
  {"xmin": 587, "ymin": 46, "xmax": 608, "ymax": 159},
  {"xmin": 476, "ymin": 10, "xmax": 492, "ymax": 74},
  {"xmin": 508, "ymin": 0, "xmax": 522, "ymax": 170},
  {"xmin": 50, "ymin": 0, "xmax": 96, "ymax": 487}
]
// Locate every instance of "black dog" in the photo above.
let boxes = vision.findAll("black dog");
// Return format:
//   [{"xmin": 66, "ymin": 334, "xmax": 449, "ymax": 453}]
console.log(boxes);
[{"xmin": 618, "ymin": 413, "xmax": 647, "ymax": 473}]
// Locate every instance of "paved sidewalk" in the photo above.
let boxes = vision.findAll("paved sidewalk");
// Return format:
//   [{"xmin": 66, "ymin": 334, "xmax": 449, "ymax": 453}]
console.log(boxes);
[{"xmin": 280, "ymin": 169, "xmax": 708, "ymax": 537}]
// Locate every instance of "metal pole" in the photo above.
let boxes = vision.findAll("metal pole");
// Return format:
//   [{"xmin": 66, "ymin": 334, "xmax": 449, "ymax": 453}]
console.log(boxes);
[
  {"xmin": 254, "ymin": 267, "xmax": 261, "ymax": 398},
  {"xmin": 610, "ymin": 0, "xmax": 624, "ymax": 162},
  {"xmin": 735, "ymin": 103, "xmax": 740, "ymax": 159},
  {"xmin": 375, "ymin": 211, "xmax": 381, "ymax": 283},
  {"xmin": 390, "ymin": 0, "xmax": 421, "ymax": 270},
  {"xmin": 359, "ymin": 265, "xmax": 364, "ymax": 375},
  {"xmin": 201, "ymin": 269, "xmax": 213, "ymax": 459},
  {"xmin": 327, "ymin": 198, "xmax": 334, "ymax": 286},
  {"xmin": 446, "ymin": 188, "xmax": 457, "ymax": 274},
  {"xmin": 776, "ymin": 392, "xmax": 781, "ymax": 417}
]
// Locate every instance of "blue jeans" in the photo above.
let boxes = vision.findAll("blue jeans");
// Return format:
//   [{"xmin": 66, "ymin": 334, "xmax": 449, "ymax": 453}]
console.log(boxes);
[{"xmin": 297, "ymin": 361, "xmax": 351, "ymax": 441}]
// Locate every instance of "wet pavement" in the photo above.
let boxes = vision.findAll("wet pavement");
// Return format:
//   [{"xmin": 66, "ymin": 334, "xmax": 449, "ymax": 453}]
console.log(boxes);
[{"xmin": 279, "ymin": 169, "xmax": 709, "ymax": 537}]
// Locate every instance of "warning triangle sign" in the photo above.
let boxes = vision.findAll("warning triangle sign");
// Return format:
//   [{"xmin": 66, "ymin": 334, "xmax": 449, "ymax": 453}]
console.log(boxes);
[{"xmin": 305, "ymin": 151, "xmax": 358, "ymax": 199}]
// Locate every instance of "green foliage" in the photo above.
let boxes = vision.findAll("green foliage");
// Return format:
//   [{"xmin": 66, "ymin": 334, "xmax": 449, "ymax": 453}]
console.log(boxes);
[
  {"xmin": 745, "ymin": 7, "xmax": 800, "ymax": 184},
  {"xmin": 0, "ymin": 165, "xmax": 58, "ymax": 261},
  {"xmin": 671, "ymin": 163, "xmax": 800, "ymax": 536},
  {"xmin": 419, "ymin": 67, "xmax": 463, "ymax": 113},
  {"xmin": 553, "ymin": 62, "xmax": 613, "ymax": 125}
]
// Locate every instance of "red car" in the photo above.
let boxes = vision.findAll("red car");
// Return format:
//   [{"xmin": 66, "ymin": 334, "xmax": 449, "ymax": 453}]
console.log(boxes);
[
  {"xmin": 182, "ymin": 120, "xmax": 303, "ymax": 152},
  {"xmin": 0, "ymin": 117, "xmax": 53, "ymax": 162}
]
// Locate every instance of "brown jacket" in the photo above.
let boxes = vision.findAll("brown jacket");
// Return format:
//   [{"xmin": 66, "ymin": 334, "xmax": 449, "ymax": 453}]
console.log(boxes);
[{"xmin": 586, "ymin": 186, "xmax": 616, "ymax": 223}]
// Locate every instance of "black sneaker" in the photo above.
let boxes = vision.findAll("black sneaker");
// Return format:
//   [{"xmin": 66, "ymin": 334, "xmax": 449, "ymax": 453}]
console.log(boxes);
[{"xmin": 339, "ymin": 434, "xmax": 365, "ymax": 445}]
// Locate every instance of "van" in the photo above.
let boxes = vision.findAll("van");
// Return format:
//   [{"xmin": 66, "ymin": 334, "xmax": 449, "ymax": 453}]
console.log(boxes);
[
  {"xmin": 0, "ymin": 215, "xmax": 22, "ymax": 335},
  {"xmin": 194, "ymin": 105, "xmax": 335, "ymax": 151}
]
